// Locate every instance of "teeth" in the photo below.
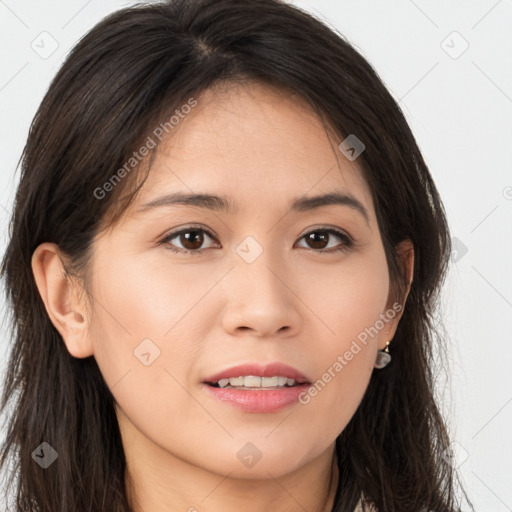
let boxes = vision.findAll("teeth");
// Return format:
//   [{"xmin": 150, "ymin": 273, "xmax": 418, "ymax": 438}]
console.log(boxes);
[
  {"xmin": 262, "ymin": 376, "xmax": 278, "ymax": 387},
  {"xmin": 229, "ymin": 376, "xmax": 244, "ymax": 386},
  {"xmin": 244, "ymin": 376, "xmax": 261, "ymax": 387},
  {"xmin": 215, "ymin": 376, "xmax": 298, "ymax": 389}
]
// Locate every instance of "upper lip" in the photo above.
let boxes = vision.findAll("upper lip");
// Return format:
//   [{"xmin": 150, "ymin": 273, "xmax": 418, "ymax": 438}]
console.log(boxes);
[{"xmin": 203, "ymin": 362, "xmax": 311, "ymax": 384}]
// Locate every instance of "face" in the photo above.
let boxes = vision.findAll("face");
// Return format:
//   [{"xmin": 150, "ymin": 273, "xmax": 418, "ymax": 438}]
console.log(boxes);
[{"xmin": 80, "ymin": 81, "xmax": 397, "ymax": 479}]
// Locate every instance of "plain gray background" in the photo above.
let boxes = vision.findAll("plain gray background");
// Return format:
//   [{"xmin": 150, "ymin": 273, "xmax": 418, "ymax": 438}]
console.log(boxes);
[{"xmin": 1, "ymin": 1, "xmax": 511, "ymax": 510}]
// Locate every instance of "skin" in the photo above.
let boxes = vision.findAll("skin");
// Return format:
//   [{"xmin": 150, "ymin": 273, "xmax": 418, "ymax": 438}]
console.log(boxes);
[{"xmin": 32, "ymin": 81, "xmax": 413, "ymax": 512}]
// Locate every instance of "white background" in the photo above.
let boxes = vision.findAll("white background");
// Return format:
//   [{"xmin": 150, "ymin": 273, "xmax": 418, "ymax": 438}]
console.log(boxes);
[{"xmin": 1, "ymin": 1, "xmax": 511, "ymax": 511}]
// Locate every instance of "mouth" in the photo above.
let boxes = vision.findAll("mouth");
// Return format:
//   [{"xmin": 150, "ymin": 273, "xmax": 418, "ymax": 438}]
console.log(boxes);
[
  {"xmin": 203, "ymin": 362, "xmax": 311, "ymax": 389},
  {"xmin": 205, "ymin": 375, "xmax": 308, "ymax": 390},
  {"xmin": 201, "ymin": 362, "xmax": 312, "ymax": 413}
]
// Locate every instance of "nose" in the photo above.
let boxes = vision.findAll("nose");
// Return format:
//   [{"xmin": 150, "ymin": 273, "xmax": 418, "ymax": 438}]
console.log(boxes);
[{"xmin": 221, "ymin": 249, "xmax": 303, "ymax": 339}]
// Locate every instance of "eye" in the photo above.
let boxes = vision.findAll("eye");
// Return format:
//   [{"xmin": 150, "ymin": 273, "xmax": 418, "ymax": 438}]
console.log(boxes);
[
  {"xmin": 158, "ymin": 225, "xmax": 353, "ymax": 255},
  {"xmin": 295, "ymin": 228, "xmax": 353, "ymax": 253},
  {"xmin": 158, "ymin": 226, "xmax": 219, "ymax": 254}
]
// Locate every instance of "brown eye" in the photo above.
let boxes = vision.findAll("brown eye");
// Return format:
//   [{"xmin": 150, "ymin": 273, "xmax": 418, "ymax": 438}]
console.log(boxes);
[
  {"xmin": 179, "ymin": 230, "xmax": 205, "ymax": 251},
  {"xmin": 304, "ymin": 231, "xmax": 329, "ymax": 249},
  {"xmin": 297, "ymin": 228, "xmax": 352, "ymax": 253},
  {"xmin": 160, "ymin": 227, "xmax": 217, "ymax": 253}
]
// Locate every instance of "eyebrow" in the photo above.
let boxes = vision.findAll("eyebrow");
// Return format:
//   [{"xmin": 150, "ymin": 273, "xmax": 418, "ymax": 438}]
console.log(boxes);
[{"xmin": 138, "ymin": 191, "xmax": 370, "ymax": 225}]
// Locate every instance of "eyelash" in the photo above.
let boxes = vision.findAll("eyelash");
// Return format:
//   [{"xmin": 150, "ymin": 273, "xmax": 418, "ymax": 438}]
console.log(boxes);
[{"xmin": 157, "ymin": 224, "xmax": 354, "ymax": 255}]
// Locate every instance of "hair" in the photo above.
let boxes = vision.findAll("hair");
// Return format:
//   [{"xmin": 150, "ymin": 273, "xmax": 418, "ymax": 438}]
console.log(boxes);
[{"xmin": 0, "ymin": 0, "xmax": 473, "ymax": 511}]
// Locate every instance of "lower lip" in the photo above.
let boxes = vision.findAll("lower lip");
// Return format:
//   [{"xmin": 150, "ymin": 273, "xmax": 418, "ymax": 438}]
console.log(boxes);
[{"xmin": 202, "ymin": 383, "xmax": 311, "ymax": 413}]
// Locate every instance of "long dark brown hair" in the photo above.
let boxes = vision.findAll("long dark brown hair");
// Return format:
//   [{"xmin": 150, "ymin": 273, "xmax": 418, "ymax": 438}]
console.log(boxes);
[{"xmin": 1, "ymin": 0, "xmax": 473, "ymax": 510}]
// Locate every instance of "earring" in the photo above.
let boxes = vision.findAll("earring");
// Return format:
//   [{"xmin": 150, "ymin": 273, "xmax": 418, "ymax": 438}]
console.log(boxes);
[{"xmin": 374, "ymin": 339, "xmax": 392, "ymax": 369}]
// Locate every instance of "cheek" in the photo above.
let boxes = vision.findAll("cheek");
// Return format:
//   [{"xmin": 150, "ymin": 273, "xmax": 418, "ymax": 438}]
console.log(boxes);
[
  {"xmin": 87, "ymin": 251, "xmax": 205, "ymax": 405},
  {"xmin": 294, "ymin": 248, "xmax": 389, "ymax": 428},
  {"xmin": 89, "ymin": 246, "xmax": 209, "ymax": 345},
  {"xmin": 87, "ymin": 250, "xmax": 219, "ymax": 427},
  {"xmin": 304, "ymin": 245, "xmax": 390, "ymax": 346},
  {"xmin": 301, "ymin": 344, "xmax": 375, "ymax": 427}
]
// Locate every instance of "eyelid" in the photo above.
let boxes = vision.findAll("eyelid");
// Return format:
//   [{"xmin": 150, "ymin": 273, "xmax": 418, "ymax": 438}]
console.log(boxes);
[
  {"xmin": 162, "ymin": 224, "xmax": 216, "ymax": 238},
  {"xmin": 297, "ymin": 224, "xmax": 352, "ymax": 240}
]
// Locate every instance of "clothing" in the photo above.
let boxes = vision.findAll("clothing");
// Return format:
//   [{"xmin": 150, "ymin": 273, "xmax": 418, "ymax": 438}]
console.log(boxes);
[
  {"xmin": 354, "ymin": 498, "xmax": 365, "ymax": 512},
  {"xmin": 353, "ymin": 495, "xmax": 375, "ymax": 512}
]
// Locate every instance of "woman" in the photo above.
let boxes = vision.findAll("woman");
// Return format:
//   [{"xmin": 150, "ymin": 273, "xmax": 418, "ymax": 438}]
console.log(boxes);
[{"xmin": 0, "ymin": 0, "xmax": 473, "ymax": 510}]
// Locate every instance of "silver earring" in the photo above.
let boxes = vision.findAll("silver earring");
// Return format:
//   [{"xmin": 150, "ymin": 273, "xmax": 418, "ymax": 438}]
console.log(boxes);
[{"xmin": 374, "ymin": 340, "xmax": 392, "ymax": 369}]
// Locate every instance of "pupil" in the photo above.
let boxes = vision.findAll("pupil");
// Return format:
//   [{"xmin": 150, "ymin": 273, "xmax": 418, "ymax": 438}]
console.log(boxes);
[
  {"xmin": 182, "ymin": 231, "xmax": 203, "ymax": 250},
  {"xmin": 307, "ymin": 232, "xmax": 328, "ymax": 249}
]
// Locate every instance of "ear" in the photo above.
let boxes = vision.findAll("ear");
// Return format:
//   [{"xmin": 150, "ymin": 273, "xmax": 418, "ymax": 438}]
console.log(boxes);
[
  {"xmin": 31, "ymin": 242, "xmax": 94, "ymax": 358},
  {"xmin": 380, "ymin": 239, "xmax": 414, "ymax": 349},
  {"xmin": 395, "ymin": 238, "xmax": 414, "ymax": 296}
]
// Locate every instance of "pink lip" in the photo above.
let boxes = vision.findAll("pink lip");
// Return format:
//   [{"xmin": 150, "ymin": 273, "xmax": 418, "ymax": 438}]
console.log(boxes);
[
  {"xmin": 203, "ymin": 362, "xmax": 310, "ymax": 384},
  {"xmin": 202, "ymin": 383, "xmax": 311, "ymax": 413},
  {"xmin": 201, "ymin": 362, "xmax": 312, "ymax": 414}
]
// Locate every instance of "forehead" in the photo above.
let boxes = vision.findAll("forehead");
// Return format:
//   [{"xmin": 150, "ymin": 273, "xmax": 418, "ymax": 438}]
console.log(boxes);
[{"xmin": 132, "ymin": 81, "xmax": 375, "ymax": 220}]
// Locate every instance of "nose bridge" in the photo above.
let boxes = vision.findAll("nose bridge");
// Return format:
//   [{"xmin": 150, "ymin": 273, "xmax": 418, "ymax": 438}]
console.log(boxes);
[
  {"xmin": 235, "ymin": 239, "xmax": 290, "ymax": 306},
  {"xmin": 221, "ymin": 236, "xmax": 302, "ymax": 336}
]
